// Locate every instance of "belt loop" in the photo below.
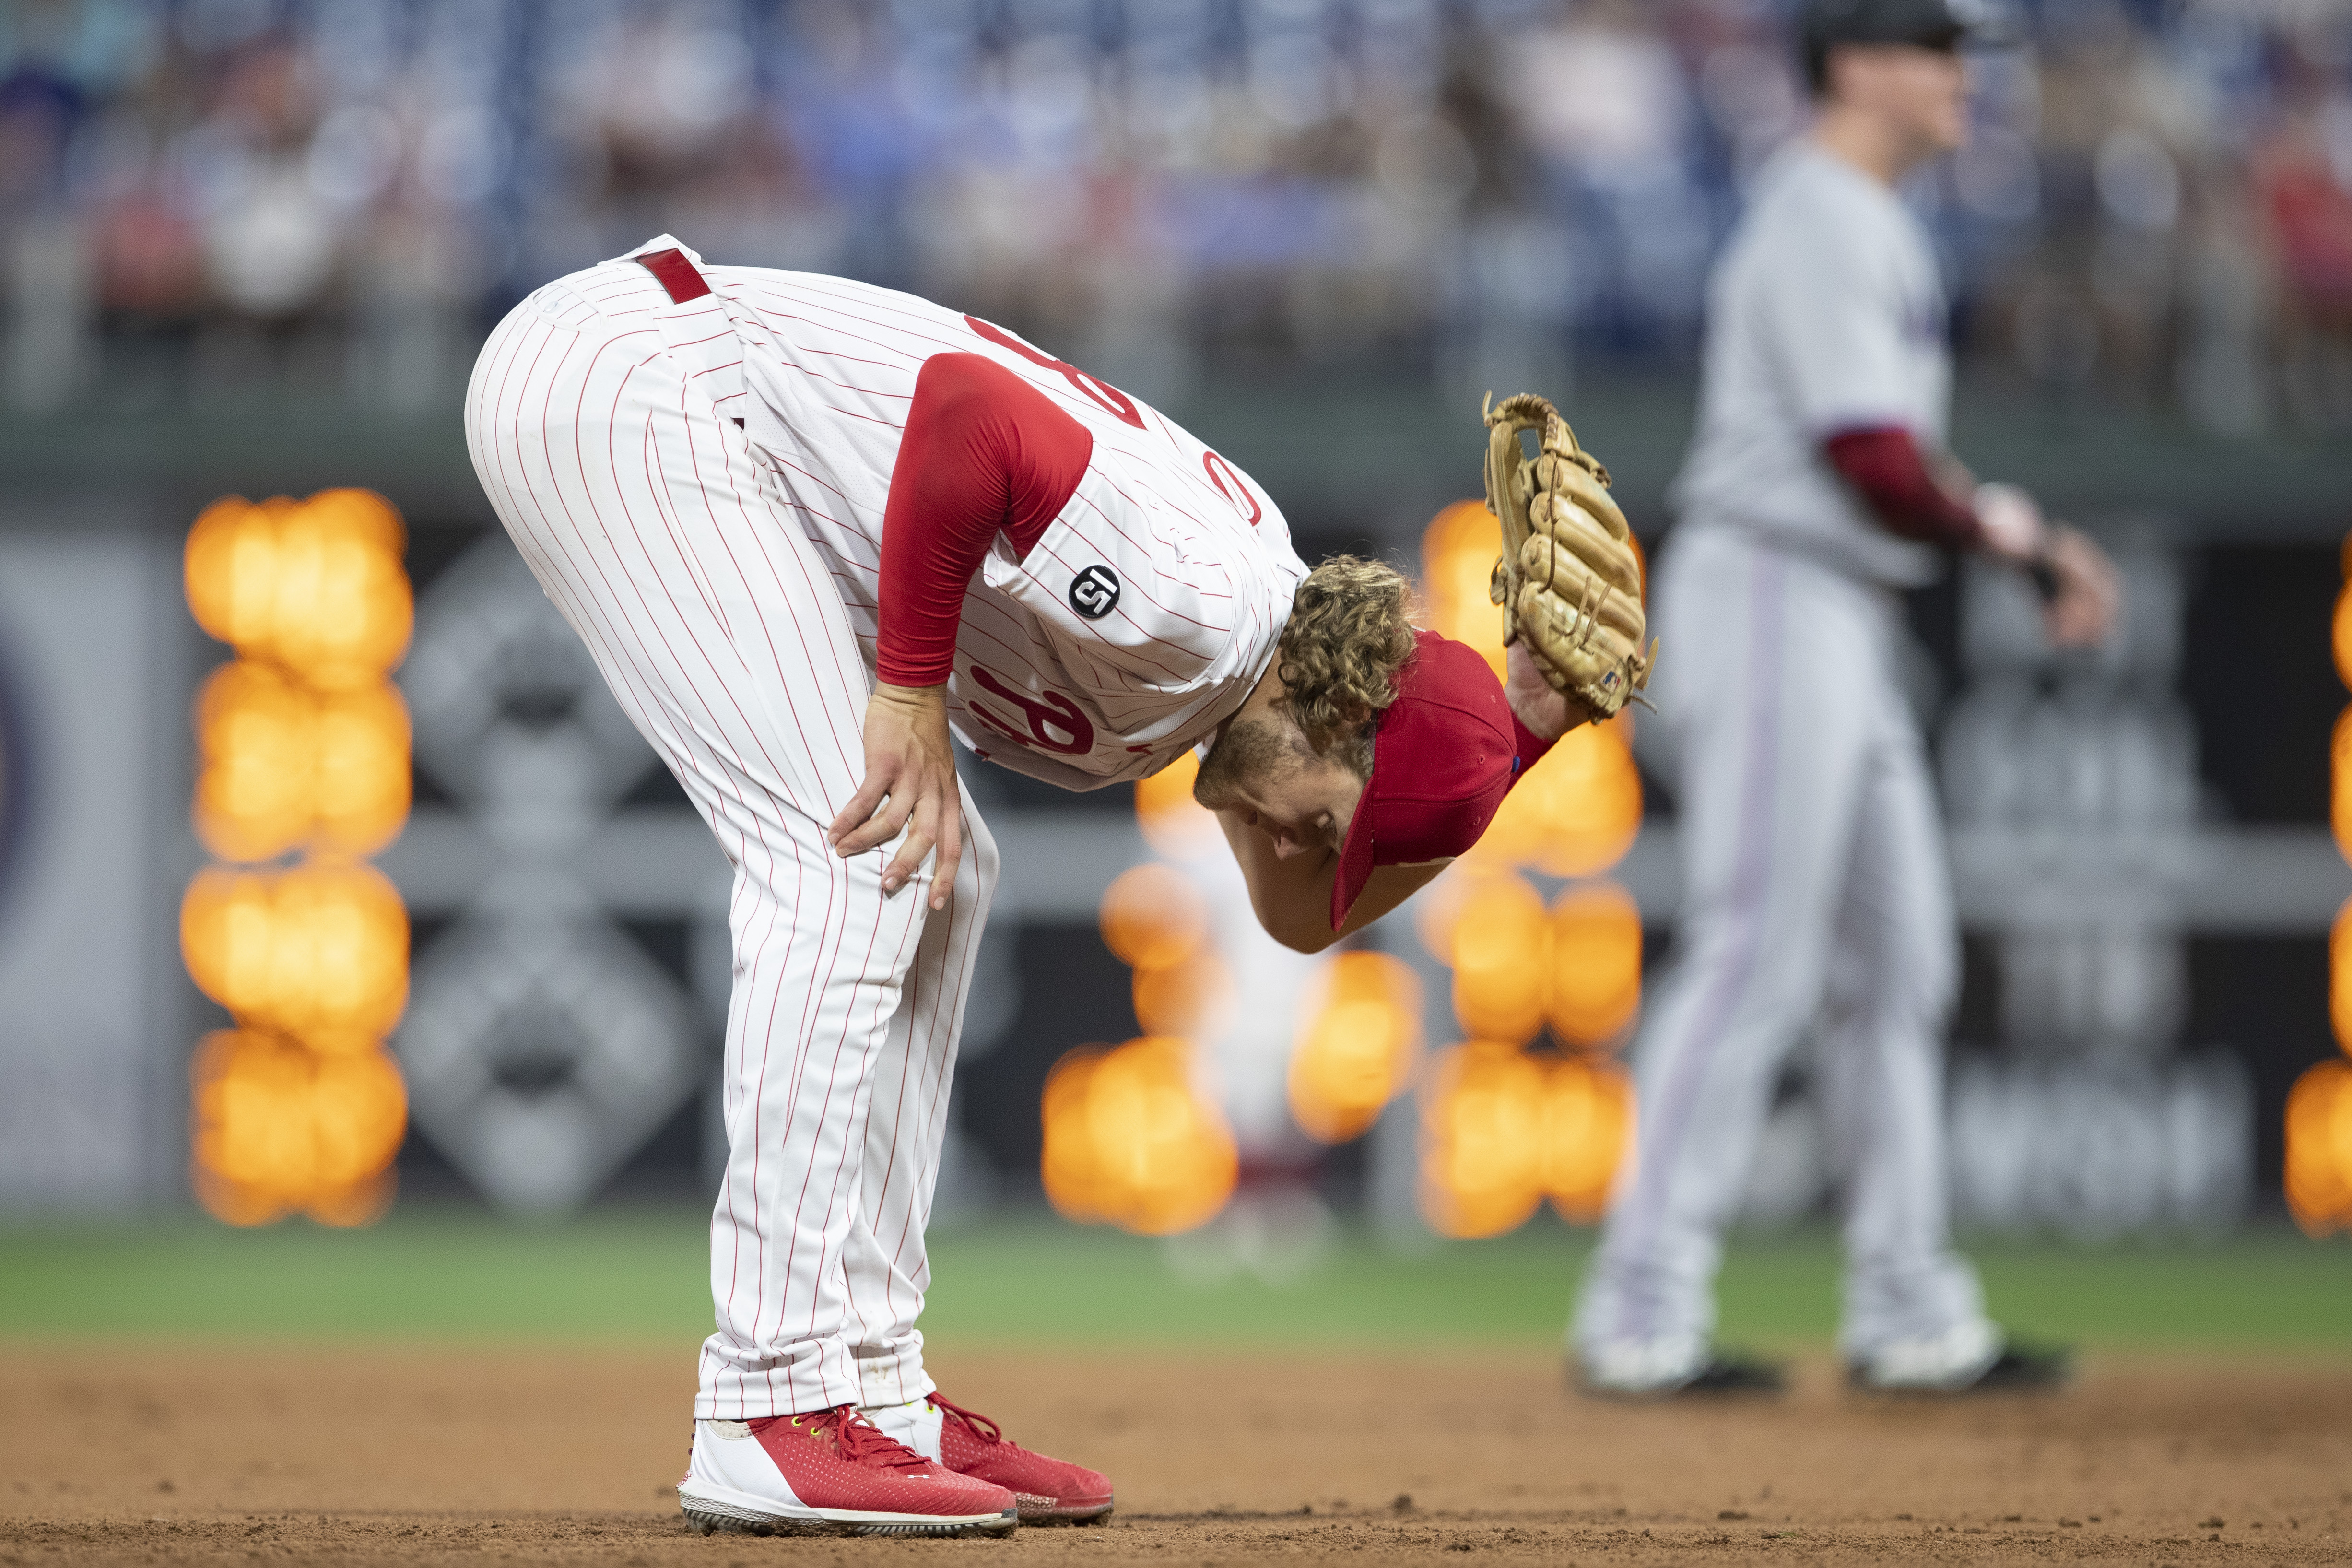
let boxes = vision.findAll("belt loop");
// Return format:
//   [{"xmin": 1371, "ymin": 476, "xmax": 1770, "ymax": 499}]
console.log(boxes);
[{"xmin": 636, "ymin": 248, "xmax": 711, "ymax": 304}]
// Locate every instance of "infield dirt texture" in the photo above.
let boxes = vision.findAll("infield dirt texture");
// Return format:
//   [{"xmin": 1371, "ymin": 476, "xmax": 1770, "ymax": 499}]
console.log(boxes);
[
  {"xmin": 4, "ymin": 1348, "xmax": 2351, "ymax": 1564},
  {"xmin": 2, "ymin": 1216, "xmax": 2346, "ymax": 1565}
]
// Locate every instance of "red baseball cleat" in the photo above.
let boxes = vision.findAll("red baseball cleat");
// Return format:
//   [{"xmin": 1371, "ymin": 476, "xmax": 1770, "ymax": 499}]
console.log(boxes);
[
  {"xmin": 929, "ymin": 1392, "xmax": 1115, "ymax": 1524},
  {"xmin": 678, "ymin": 1405, "xmax": 1017, "ymax": 1538}
]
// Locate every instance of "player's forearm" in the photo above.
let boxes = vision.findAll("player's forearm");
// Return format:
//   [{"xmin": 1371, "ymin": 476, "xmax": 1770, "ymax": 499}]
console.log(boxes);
[
  {"xmin": 1825, "ymin": 429, "xmax": 2074, "ymax": 607},
  {"xmin": 1821, "ymin": 426, "xmax": 1985, "ymax": 551},
  {"xmin": 874, "ymin": 353, "xmax": 1092, "ymax": 687}
]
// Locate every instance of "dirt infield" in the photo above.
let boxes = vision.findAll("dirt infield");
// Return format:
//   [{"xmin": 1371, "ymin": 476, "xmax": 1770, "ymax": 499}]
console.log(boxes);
[{"xmin": 2, "ymin": 1344, "xmax": 2347, "ymax": 1565}]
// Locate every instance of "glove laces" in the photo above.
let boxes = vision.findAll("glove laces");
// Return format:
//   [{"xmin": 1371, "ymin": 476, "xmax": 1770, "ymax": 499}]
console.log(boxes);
[{"xmin": 928, "ymin": 1392, "xmax": 1013, "ymax": 1448}]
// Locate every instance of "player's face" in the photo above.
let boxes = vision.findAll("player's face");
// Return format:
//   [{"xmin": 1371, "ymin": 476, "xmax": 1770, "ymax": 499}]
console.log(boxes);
[
  {"xmin": 1832, "ymin": 43, "xmax": 1971, "ymax": 158},
  {"xmin": 1905, "ymin": 47, "xmax": 1970, "ymax": 154},
  {"xmin": 1193, "ymin": 711, "xmax": 1366, "ymax": 859},
  {"xmin": 1225, "ymin": 755, "xmax": 1364, "ymax": 860}
]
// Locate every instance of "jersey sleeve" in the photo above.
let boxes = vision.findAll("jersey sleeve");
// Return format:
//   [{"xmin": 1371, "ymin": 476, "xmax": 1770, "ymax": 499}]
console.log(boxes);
[
  {"xmin": 1761, "ymin": 216, "xmax": 1920, "ymax": 437},
  {"xmin": 1821, "ymin": 426, "xmax": 1985, "ymax": 550},
  {"xmin": 875, "ymin": 353, "xmax": 1093, "ymax": 687}
]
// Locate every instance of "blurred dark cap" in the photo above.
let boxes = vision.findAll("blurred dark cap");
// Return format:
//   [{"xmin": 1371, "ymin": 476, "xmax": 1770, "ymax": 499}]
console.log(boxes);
[{"xmin": 1800, "ymin": 0, "xmax": 2004, "ymax": 90}]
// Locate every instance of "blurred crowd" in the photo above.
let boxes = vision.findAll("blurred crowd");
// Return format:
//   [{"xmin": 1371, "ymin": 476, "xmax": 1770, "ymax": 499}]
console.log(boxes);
[{"xmin": 4, "ymin": 0, "xmax": 2352, "ymax": 433}]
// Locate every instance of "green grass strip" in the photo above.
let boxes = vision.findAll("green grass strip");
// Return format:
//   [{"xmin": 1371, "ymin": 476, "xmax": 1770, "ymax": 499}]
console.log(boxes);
[{"xmin": 0, "ymin": 1208, "xmax": 2341, "ymax": 1352}]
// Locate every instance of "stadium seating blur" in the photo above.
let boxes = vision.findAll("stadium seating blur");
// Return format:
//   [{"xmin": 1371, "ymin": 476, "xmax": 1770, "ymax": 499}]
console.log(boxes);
[{"xmin": 4, "ymin": 0, "xmax": 2351, "ymax": 430}]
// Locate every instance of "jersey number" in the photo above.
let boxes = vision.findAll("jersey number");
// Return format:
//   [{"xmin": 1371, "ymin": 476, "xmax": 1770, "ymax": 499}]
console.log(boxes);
[
  {"xmin": 1200, "ymin": 450, "xmax": 1260, "ymax": 525},
  {"xmin": 964, "ymin": 663, "xmax": 1096, "ymax": 755},
  {"xmin": 964, "ymin": 315, "xmax": 1144, "ymax": 430}
]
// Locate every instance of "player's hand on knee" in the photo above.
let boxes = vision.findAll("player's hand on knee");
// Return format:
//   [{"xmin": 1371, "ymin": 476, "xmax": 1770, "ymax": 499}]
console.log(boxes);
[{"xmin": 830, "ymin": 683, "xmax": 963, "ymax": 909}]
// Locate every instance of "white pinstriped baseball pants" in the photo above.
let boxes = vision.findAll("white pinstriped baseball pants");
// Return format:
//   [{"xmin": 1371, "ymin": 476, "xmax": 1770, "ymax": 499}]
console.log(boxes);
[
  {"xmin": 465, "ymin": 264, "xmax": 998, "ymax": 1418},
  {"xmin": 1573, "ymin": 524, "xmax": 1987, "ymax": 1373}
]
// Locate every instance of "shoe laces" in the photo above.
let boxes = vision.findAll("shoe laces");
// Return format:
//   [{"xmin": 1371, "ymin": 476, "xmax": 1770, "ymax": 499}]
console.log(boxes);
[
  {"xmin": 790, "ymin": 1406, "xmax": 931, "ymax": 1473},
  {"xmin": 927, "ymin": 1392, "xmax": 1014, "ymax": 1450}
]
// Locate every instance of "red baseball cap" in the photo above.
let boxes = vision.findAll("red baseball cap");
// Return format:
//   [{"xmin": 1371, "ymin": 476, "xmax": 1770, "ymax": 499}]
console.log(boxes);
[{"xmin": 1330, "ymin": 630, "xmax": 1531, "ymax": 931}]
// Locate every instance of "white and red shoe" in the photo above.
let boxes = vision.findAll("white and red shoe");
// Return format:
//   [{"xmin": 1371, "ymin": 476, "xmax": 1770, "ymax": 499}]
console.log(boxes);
[
  {"xmin": 678, "ymin": 1406, "xmax": 1017, "ymax": 1538},
  {"xmin": 872, "ymin": 1392, "xmax": 1114, "ymax": 1524}
]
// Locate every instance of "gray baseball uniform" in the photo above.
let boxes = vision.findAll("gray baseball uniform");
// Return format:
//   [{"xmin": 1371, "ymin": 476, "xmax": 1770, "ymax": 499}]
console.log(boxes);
[{"xmin": 1572, "ymin": 142, "xmax": 1998, "ymax": 1391}]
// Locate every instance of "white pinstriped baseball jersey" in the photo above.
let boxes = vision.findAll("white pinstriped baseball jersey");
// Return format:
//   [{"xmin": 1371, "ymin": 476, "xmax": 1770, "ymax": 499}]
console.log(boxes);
[
  {"xmin": 578, "ymin": 235, "xmax": 1308, "ymax": 790},
  {"xmin": 465, "ymin": 236, "xmax": 1314, "ymax": 1427}
]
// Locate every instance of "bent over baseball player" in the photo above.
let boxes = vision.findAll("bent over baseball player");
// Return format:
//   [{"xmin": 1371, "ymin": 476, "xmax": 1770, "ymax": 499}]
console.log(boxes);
[
  {"xmin": 465, "ymin": 235, "xmax": 1646, "ymax": 1535},
  {"xmin": 1570, "ymin": 0, "xmax": 2118, "ymax": 1399}
]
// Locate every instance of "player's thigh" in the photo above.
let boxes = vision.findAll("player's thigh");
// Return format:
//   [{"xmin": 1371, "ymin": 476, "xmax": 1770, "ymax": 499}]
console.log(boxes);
[
  {"xmin": 1825, "ymin": 722, "xmax": 1958, "ymax": 1026},
  {"xmin": 471, "ymin": 301, "xmax": 869, "ymax": 824},
  {"xmin": 1652, "ymin": 537, "xmax": 1875, "ymax": 941}
]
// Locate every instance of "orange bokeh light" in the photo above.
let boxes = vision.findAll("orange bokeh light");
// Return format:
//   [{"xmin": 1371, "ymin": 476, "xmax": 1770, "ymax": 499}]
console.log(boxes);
[
  {"xmin": 2336, "ymin": 709, "xmax": 2352, "ymax": 865},
  {"xmin": 1288, "ymin": 951, "xmax": 1424, "ymax": 1144},
  {"xmin": 1422, "ymin": 866, "xmax": 1645, "ymax": 1050},
  {"xmin": 1546, "ymin": 882, "xmax": 1644, "ymax": 1049},
  {"xmin": 181, "ymin": 861, "xmax": 410, "ymax": 1042},
  {"xmin": 184, "ymin": 490, "xmax": 413, "ymax": 1230},
  {"xmin": 2285, "ymin": 1057, "xmax": 2352, "ymax": 1237},
  {"xmin": 2335, "ymin": 580, "xmax": 2352, "ymax": 692},
  {"xmin": 1040, "ymin": 1037, "xmax": 1238, "ymax": 1236},
  {"xmin": 1100, "ymin": 862, "xmax": 1210, "ymax": 971},
  {"xmin": 193, "ymin": 664, "xmax": 412, "ymax": 862},
  {"xmin": 2334, "ymin": 900, "xmax": 2352, "ymax": 1056},
  {"xmin": 1470, "ymin": 716, "xmax": 1643, "ymax": 878},
  {"xmin": 312, "ymin": 683, "xmax": 414, "ymax": 854},
  {"xmin": 1542, "ymin": 1055, "xmax": 1635, "ymax": 1223},
  {"xmin": 1419, "ymin": 1042, "xmax": 1635, "ymax": 1238},
  {"xmin": 1135, "ymin": 750, "xmax": 1222, "ymax": 857},
  {"xmin": 1133, "ymin": 948, "xmax": 1236, "ymax": 1040},
  {"xmin": 1445, "ymin": 871, "xmax": 1549, "ymax": 1045},
  {"xmin": 1101, "ymin": 861, "xmax": 1232, "ymax": 1038},
  {"xmin": 190, "ymin": 1028, "xmax": 407, "ymax": 1227},
  {"xmin": 186, "ymin": 490, "xmax": 412, "ymax": 687},
  {"xmin": 1418, "ymin": 1041, "xmax": 1548, "ymax": 1238},
  {"xmin": 193, "ymin": 661, "xmax": 318, "ymax": 862},
  {"xmin": 1421, "ymin": 499, "xmax": 1508, "ymax": 681}
]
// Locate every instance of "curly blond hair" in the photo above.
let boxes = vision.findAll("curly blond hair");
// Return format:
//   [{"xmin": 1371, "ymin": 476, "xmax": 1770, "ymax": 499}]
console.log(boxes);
[{"xmin": 1276, "ymin": 555, "xmax": 1420, "ymax": 779}]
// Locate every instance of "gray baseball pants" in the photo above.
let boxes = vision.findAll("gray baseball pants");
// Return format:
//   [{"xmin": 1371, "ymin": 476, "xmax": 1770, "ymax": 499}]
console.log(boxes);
[{"xmin": 1572, "ymin": 523, "xmax": 1989, "ymax": 1375}]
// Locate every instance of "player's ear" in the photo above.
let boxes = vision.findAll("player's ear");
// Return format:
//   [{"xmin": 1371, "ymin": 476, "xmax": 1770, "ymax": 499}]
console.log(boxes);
[{"xmin": 1816, "ymin": 40, "xmax": 1866, "ymax": 105}]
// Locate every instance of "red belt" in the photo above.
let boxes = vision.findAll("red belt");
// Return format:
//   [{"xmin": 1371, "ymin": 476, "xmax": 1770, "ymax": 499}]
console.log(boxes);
[{"xmin": 636, "ymin": 248, "xmax": 709, "ymax": 303}]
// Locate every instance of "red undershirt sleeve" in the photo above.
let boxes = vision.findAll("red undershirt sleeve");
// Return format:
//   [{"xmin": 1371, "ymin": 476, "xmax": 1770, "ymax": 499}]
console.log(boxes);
[
  {"xmin": 876, "ymin": 352, "xmax": 1094, "ymax": 688},
  {"xmin": 1510, "ymin": 714, "xmax": 1557, "ymax": 777},
  {"xmin": 1821, "ymin": 426, "xmax": 1985, "ymax": 552}
]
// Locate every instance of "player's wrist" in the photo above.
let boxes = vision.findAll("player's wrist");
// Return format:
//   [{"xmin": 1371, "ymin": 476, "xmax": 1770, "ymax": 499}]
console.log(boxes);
[
  {"xmin": 1972, "ymin": 482, "xmax": 2046, "ymax": 563},
  {"xmin": 870, "ymin": 681, "xmax": 952, "ymax": 742},
  {"xmin": 1502, "ymin": 644, "xmax": 1576, "ymax": 743}
]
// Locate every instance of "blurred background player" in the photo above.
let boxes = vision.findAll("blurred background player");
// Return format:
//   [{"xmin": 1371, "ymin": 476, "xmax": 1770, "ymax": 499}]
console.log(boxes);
[{"xmin": 1570, "ymin": 0, "xmax": 2121, "ymax": 1398}]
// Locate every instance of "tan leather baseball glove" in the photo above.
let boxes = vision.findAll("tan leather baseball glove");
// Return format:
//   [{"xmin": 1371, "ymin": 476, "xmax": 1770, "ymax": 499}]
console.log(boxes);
[{"xmin": 1482, "ymin": 392, "xmax": 1655, "ymax": 722}]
